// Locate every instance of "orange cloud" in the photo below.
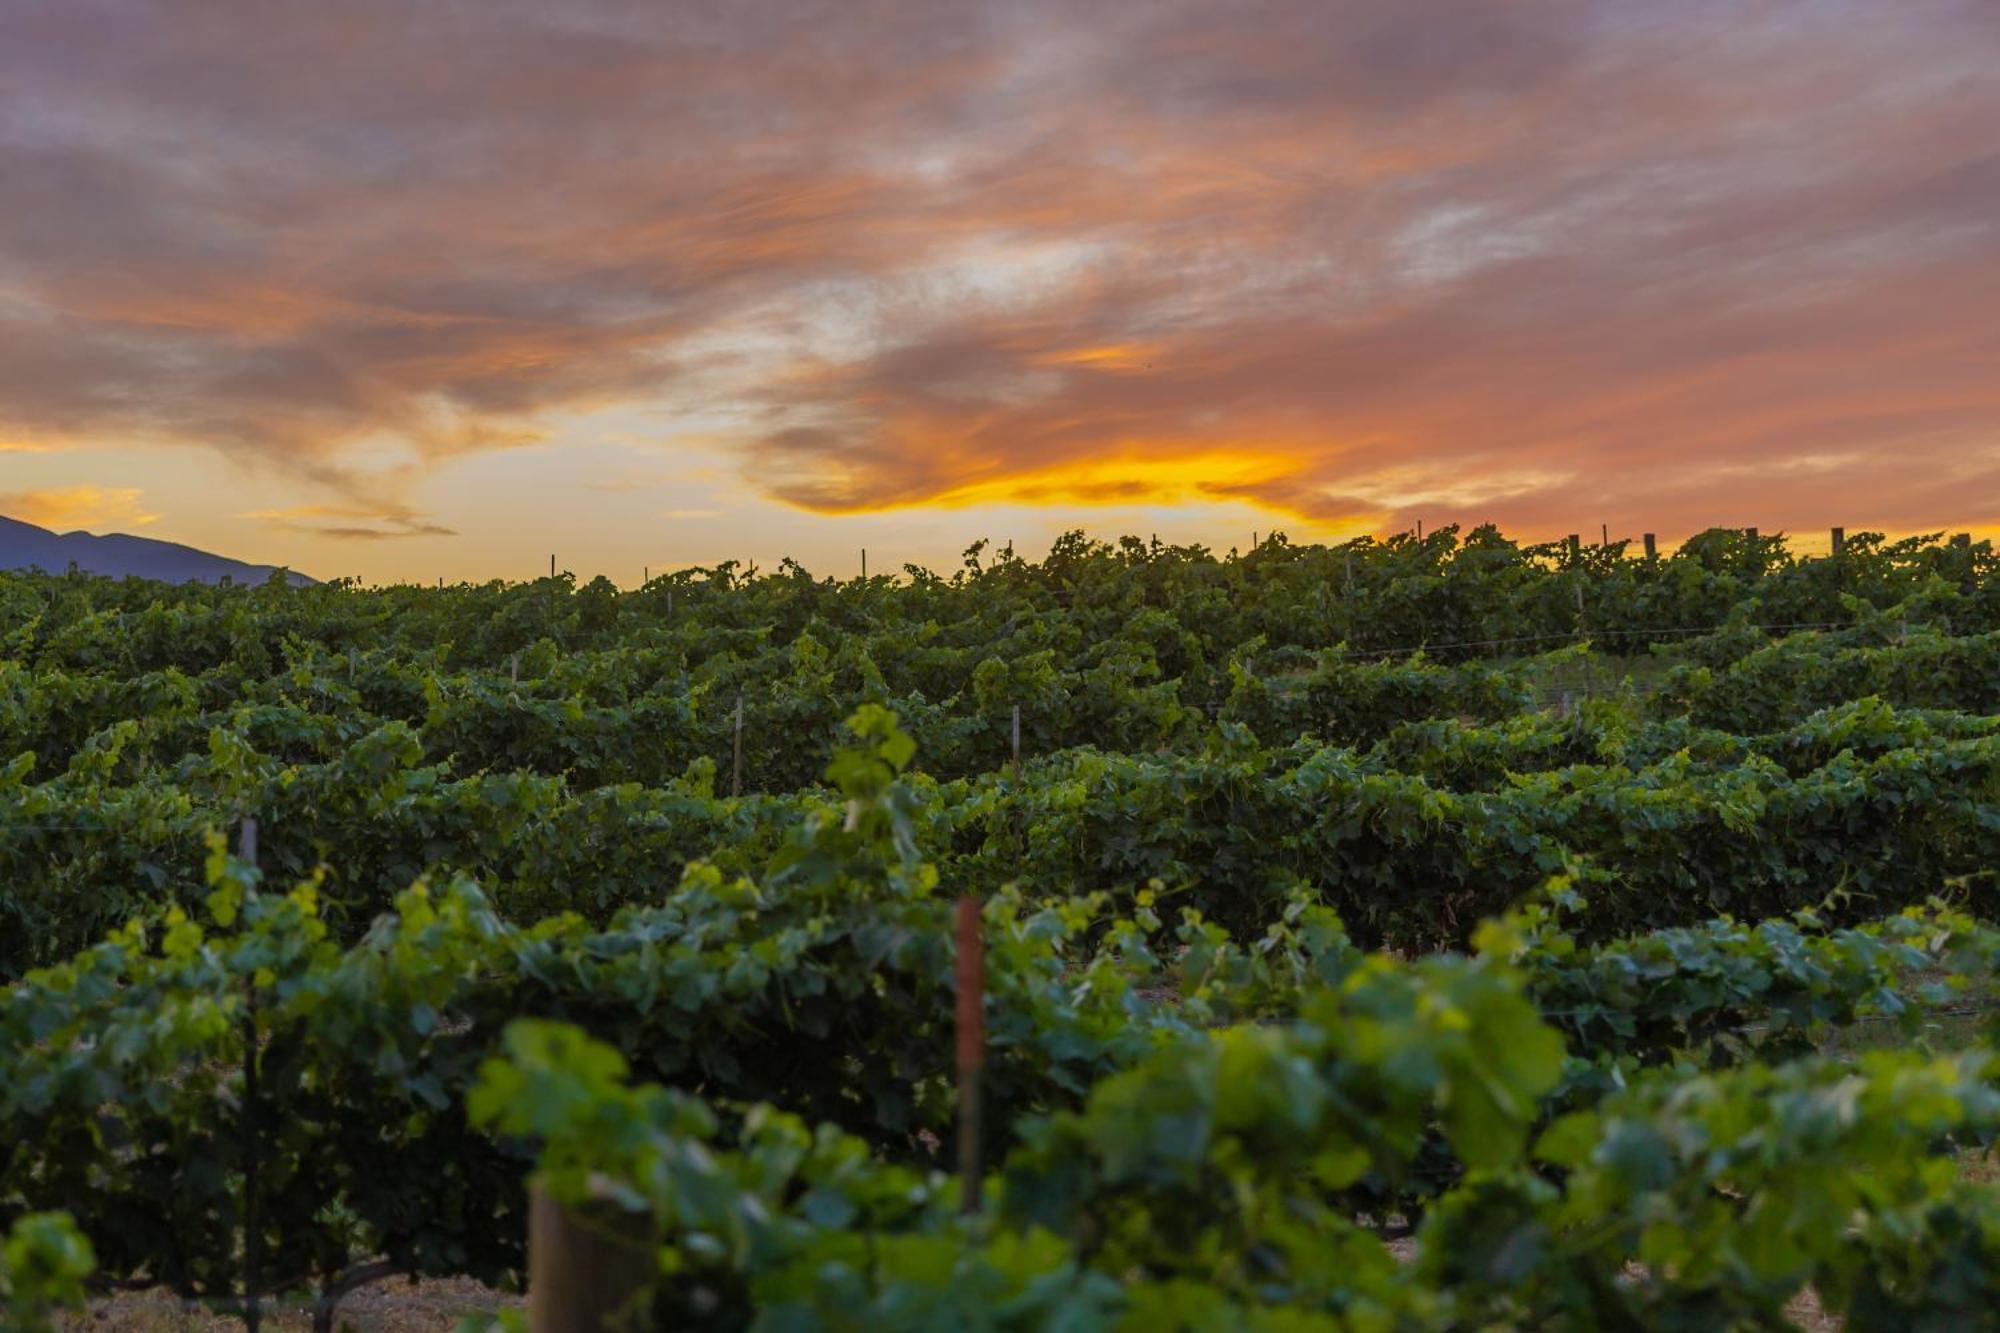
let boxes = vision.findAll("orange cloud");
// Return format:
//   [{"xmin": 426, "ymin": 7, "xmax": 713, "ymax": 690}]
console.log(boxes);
[
  {"xmin": 1032, "ymin": 343, "xmax": 1166, "ymax": 374},
  {"xmin": 242, "ymin": 504, "xmax": 455, "ymax": 540},
  {"xmin": 0, "ymin": 486, "xmax": 159, "ymax": 531}
]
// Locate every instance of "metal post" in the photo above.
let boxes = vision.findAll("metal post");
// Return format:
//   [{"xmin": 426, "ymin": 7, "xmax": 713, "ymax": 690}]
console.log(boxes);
[
  {"xmin": 955, "ymin": 896, "xmax": 985, "ymax": 1215},
  {"xmin": 237, "ymin": 816, "xmax": 261, "ymax": 1333},
  {"xmin": 731, "ymin": 694, "xmax": 744, "ymax": 798}
]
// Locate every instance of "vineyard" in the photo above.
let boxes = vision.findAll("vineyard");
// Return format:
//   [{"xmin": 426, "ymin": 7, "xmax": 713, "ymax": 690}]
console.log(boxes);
[{"xmin": 2, "ymin": 525, "xmax": 1998, "ymax": 1331}]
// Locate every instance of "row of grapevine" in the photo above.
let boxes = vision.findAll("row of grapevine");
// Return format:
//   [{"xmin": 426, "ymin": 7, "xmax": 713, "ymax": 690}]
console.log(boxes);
[
  {"xmin": 460, "ymin": 1009, "xmax": 1999, "ymax": 1329},
  {"xmin": 5, "ymin": 527, "xmax": 1992, "ymax": 681},
  {"xmin": 4, "ymin": 719, "xmax": 1991, "ymax": 1326},
  {"xmin": 0, "ymin": 642, "xmax": 1530, "ymax": 788},
  {"xmin": 6, "ymin": 694, "xmax": 1998, "ymax": 970}
]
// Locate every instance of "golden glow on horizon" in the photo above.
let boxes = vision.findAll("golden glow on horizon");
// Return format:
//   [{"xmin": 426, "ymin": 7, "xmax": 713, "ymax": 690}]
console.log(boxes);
[
  {"xmin": 0, "ymin": 486, "xmax": 161, "ymax": 532},
  {"xmin": 779, "ymin": 444, "xmax": 1348, "ymax": 516}
]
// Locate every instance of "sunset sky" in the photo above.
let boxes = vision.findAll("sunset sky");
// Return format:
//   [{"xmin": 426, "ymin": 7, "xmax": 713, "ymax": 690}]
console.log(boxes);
[{"xmin": 3, "ymin": 0, "xmax": 1997, "ymax": 582}]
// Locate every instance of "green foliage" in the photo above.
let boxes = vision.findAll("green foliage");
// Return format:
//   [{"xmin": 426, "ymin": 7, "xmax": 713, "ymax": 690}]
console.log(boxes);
[
  {"xmin": 8, "ymin": 681, "xmax": 2000, "ymax": 973},
  {"xmin": 0, "ymin": 1211, "xmax": 95, "ymax": 1332},
  {"xmin": 4, "ymin": 529, "xmax": 1999, "ymax": 1327},
  {"xmin": 462, "ymin": 984, "xmax": 2000, "ymax": 1330}
]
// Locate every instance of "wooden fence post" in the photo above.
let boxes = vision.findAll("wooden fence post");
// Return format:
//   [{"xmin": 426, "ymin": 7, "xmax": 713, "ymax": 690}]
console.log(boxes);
[
  {"xmin": 1642, "ymin": 533, "xmax": 1657, "ymax": 560},
  {"xmin": 955, "ymin": 896, "xmax": 986, "ymax": 1215},
  {"xmin": 1566, "ymin": 534, "xmax": 1580, "ymax": 564},
  {"xmin": 1831, "ymin": 527, "xmax": 1845, "ymax": 555},
  {"xmin": 527, "ymin": 1182, "xmax": 654, "ymax": 1333},
  {"xmin": 1745, "ymin": 527, "xmax": 1758, "ymax": 541}
]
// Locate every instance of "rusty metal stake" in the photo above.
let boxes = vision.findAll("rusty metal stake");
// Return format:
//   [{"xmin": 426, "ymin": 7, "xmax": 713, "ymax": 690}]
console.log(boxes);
[{"xmin": 955, "ymin": 895, "xmax": 986, "ymax": 1215}]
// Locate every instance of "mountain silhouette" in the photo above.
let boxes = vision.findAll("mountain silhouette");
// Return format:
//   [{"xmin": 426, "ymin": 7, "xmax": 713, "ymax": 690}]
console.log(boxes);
[{"xmin": 0, "ymin": 514, "xmax": 315, "ymax": 585}]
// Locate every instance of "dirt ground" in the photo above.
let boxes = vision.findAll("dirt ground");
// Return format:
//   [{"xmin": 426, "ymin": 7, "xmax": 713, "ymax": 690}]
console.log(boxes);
[
  {"xmin": 70, "ymin": 1155, "xmax": 2000, "ymax": 1331},
  {"xmin": 65, "ymin": 1278, "xmax": 517, "ymax": 1332}
]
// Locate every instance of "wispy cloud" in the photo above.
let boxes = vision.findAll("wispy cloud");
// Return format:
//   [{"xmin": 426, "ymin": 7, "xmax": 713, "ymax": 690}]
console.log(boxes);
[
  {"xmin": 584, "ymin": 477, "xmax": 668, "ymax": 493},
  {"xmin": 243, "ymin": 504, "xmax": 455, "ymax": 540}
]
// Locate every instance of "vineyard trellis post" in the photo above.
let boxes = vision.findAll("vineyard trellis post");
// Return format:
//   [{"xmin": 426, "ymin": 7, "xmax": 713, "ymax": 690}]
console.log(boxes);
[
  {"xmin": 526, "ymin": 1183, "xmax": 654, "ymax": 1333},
  {"xmin": 237, "ymin": 816, "xmax": 262, "ymax": 1333},
  {"xmin": 1832, "ymin": 527, "xmax": 1845, "ymax": 555},
  {"xmin": 1643, "ymin": 533, "xmax": 1657, "ymax": 560},
  {"xmin": 731, "ymin": 694, "xmax": 744, "ymax": 798}
]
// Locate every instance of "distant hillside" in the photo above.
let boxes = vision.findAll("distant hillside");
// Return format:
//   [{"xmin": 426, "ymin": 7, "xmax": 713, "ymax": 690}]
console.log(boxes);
[{"xmin": 0, "ymin": 515, "xmax": 315, "ymax": 585}]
